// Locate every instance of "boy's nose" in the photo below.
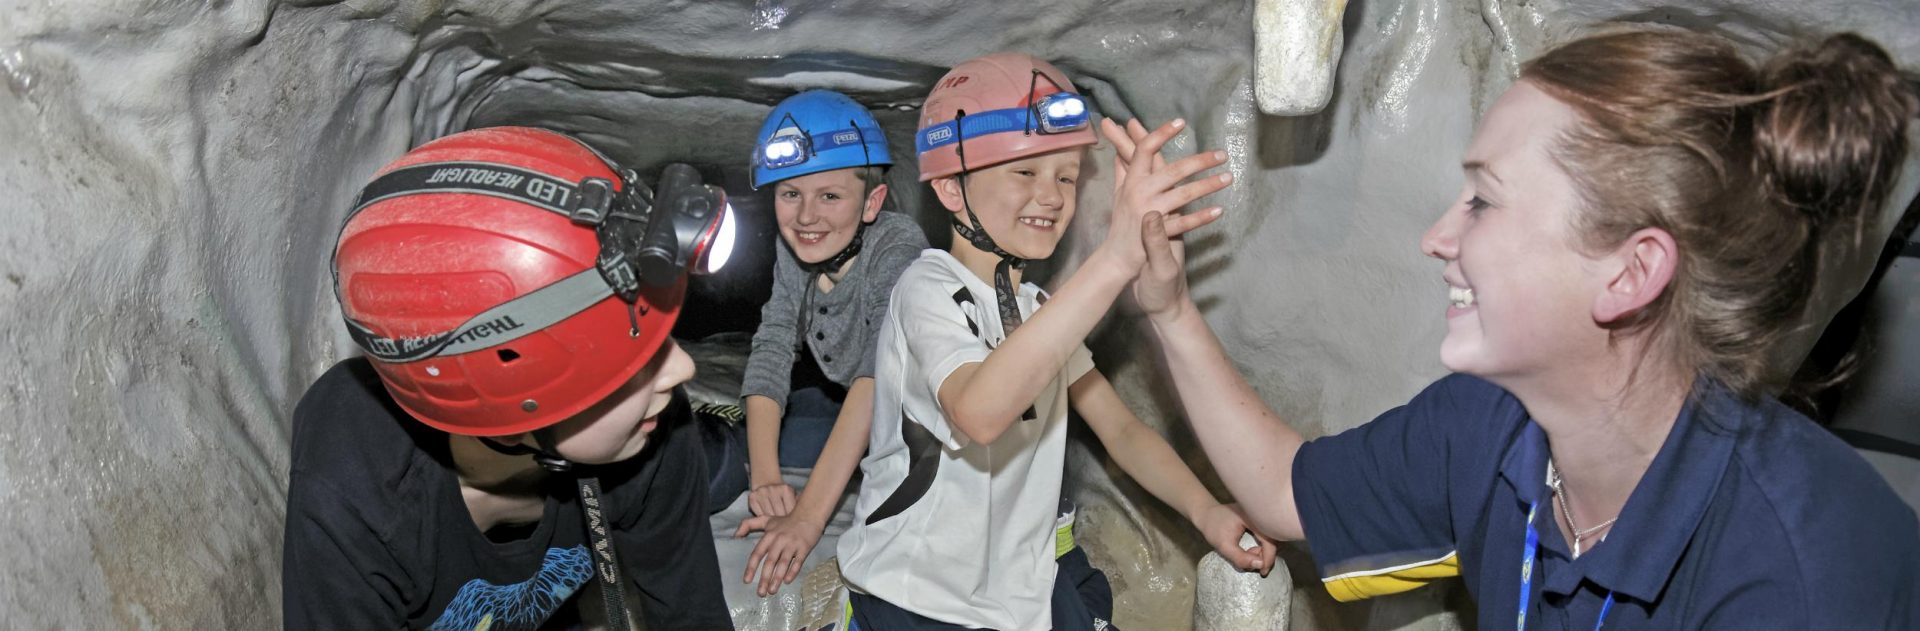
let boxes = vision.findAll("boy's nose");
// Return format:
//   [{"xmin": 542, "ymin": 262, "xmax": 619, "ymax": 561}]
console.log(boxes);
[
  {"xmin": 1034, "ymin": 182, "xmax": 1065, "ymax": 209},
  {"xmin": 657, "ymin": 342, "xmax": 696, "ymax": 392}
]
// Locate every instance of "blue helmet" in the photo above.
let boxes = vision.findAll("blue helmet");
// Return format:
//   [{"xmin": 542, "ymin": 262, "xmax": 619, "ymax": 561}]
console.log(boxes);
[{"xmin": 750, "ymin": 90, "xmax": 893, "ymax": 189}]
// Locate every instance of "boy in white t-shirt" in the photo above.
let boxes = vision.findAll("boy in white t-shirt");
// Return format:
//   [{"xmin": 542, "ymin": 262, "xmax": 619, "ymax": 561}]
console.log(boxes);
[{"xmin": 834, "ymin": 52, "xmax": 1278, "ymax": 631}]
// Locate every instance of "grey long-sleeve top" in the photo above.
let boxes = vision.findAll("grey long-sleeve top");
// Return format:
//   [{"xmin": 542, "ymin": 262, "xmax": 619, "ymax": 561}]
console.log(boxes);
[{"xmin": 741, "ymin": 210, "xmax": 929, "ymax": 410}]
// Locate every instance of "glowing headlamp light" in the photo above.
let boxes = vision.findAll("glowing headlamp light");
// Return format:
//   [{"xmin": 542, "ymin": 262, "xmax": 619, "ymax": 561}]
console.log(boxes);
[
  {"xmin": 1033, "ymin": 92, "xmax": 1091, "ymax": 134},
  {"xmin": 569, "ymin": 163, "xmax": 736, "ymax": 302},
  {"xmin": 620, "ymin": 164, "xmax": 734, "ymax": 286},
  {"xmin": 760, "ymin": 128, "xmax": 811, "ymax": 170}
]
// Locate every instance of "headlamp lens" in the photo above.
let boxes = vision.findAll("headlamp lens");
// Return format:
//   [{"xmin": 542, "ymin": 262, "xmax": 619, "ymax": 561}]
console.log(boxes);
[
  {"xmin": 761, "ymin": 131, "xmax": 810, "ymax": 169},
  {"xmin": 700, "ymin": 202, "xmax": 737, "ymax": 275},
  {"xmin": 1035, "ymin": 93, "xmax": 1091, "ymax": 134}
]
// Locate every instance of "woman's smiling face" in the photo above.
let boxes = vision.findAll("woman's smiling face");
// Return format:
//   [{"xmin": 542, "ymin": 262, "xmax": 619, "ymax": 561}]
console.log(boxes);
[{"xmin": 1420, "ymin": 80, "xmax": 1610, "ymax": 385}]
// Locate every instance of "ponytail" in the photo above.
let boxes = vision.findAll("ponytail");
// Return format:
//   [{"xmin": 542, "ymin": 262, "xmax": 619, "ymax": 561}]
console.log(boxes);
[{"xmin": 1753, "ymin": 33, "xmax": 1917, "ymax": 241}]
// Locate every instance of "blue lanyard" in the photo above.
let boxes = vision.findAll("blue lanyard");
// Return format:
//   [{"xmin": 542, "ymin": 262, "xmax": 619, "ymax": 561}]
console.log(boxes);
[{"xmin": 1518, "ymin": 501, "xmax": 1615, "ymax": 631}]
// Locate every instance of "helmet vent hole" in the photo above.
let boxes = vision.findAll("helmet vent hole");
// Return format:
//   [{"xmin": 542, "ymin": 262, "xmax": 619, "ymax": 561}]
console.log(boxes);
[{"xmin": 497, "ymin": 348, "xmax": 521, "ymax": 363}]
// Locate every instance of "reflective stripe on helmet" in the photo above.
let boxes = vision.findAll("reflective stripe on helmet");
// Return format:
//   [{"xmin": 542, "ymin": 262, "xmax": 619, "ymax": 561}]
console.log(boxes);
[{"xmin": 344, "ymin": 267, "xmax": 614, "ymax": 363}]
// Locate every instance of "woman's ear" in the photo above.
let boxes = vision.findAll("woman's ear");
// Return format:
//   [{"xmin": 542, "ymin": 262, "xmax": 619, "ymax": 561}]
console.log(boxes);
[
  {"xmin": 930, "ymin": 177, "xmax": 968, "ymax": 214},
  {"xmin": 862, "ymin": 183, "xmax": 889, "ymax": 223},
  {"xmin": 1592, "ymin": 226, "xmax": 1679, "ymax": 324}
]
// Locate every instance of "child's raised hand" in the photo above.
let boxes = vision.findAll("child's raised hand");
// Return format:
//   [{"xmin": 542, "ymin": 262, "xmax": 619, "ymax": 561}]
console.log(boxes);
[
  {"xmin": 1195, "ymin": 503, "xmax": 1280, "ymax": 577},
  {"xmin": 1100, "ymin": 118, "xmax": 1166, "ymax": 196},
  {"xmin": 734, "ymin": 512, "xmax": 826, "ymax": 597},
  {"xmin": 1099, "ymin": 117, "xmax": 1230, "ymax": 272}
]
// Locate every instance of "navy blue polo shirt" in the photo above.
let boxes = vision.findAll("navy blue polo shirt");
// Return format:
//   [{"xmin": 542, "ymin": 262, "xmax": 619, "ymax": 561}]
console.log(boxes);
[{"xmin": 1292, "ymin": 374, "xmax": 1920, "ymax": 629}]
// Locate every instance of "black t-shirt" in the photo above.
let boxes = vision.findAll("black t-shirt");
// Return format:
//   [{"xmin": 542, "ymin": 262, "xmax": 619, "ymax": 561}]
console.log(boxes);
[{"xmin": 282, "ymin": 359, "xmax": 733, "ymax": 630}]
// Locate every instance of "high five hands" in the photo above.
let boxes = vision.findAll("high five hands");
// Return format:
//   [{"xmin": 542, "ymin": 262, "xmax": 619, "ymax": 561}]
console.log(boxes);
[{"xmin": 1100, "ymin": 117, "xmax": 1225, "ymax": 321}]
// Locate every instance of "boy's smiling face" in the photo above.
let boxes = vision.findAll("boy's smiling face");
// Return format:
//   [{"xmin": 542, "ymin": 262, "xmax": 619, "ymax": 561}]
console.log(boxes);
[
  {"xmin": 772, "ymin": 168, "xmax": 884, "ymax": 265},
  {"xmin": 935, "ymin": 147, "xmax": 1084, "ymax": 260}
]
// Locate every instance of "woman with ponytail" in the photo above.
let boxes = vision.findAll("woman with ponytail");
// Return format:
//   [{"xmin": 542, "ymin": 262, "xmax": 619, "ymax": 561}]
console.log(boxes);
[{"xmin": 1113, "ymin": 26, "xmax": 1920, "ymax": 629}]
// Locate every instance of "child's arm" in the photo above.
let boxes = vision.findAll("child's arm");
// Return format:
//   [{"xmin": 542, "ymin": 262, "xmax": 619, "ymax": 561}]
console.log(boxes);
[
  {"xmin": 734, "ymin": 377, "xmax": 873, "ymax": 596},
  {"xmin": 742, "ymin": 395, "xmax": 794, "ymax": 516},
  {"xmin": 741, "ymin": 245, "xmax": 808, "ymax": 516},
  {"xmin": 940, "ymin": 120, "xmax": 1230, "ymax": 446},
  {"xmin": 283, "ymin": 481, "xmax": 408, "ymax": 629},
  {"xmin": 1070, "ymin": 369, "xmax": 1279, "ymax": 575},
  {"xmin": 734, "ymin": 232, "xmax": 920, "ymax": 596}
]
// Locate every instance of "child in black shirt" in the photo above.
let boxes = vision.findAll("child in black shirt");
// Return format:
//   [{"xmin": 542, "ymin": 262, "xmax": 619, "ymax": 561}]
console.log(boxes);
[{"xmin": 283, "ymin": 126, "xmax": 737, "ymax": 630}]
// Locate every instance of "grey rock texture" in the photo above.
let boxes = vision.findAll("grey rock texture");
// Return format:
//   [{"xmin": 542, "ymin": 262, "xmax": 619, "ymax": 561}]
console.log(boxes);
[{"xmin": 1, "ymin": 0, "xmax": 1913, "ymax": 628}]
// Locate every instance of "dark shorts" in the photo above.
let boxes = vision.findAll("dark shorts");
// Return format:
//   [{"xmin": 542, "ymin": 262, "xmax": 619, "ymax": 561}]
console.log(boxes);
[{"xmin": 845, "ymin": 547, "xmax": 1117, "ymax": 631}]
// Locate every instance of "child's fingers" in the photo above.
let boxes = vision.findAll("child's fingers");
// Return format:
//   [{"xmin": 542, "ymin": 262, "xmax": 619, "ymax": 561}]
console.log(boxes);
[
  {"xmin": 761, "ymin": 548, "xmax": 792, "ymax": 596},
  {"xmin": 1129, "ymin": 120, "xmax": 1167, "ymax": 169},
  {"xmin": 1126, "ymin": 119, "xmax": 1186, "ymax": 177},
  {"xmin": 1167, "ymin": 169, "xmax": 1228, "ymax": 201},
  {"xmin": 1121, "ymin": 119, "xmax": 1170, "ymax": 171},
  {"xmin": 734, "ymin": 515, "xmax": 769, "ymax": 538},
  {"xmin": 1100, "ymin": 118, "xmax": 1133, "ymax": 154},
  {"xmin": 1150, "ymin": 150, "xmax": 1229, "ymax": 189},
  {"xmin": 1132, "ymin": 118, "xmax": 1185, "ymax": 160},
  {"xmin": 744, "ymin": 540, "xmax": 769, "ymax": 583},
  {"xmin": 1160, "ymin": 207, "xmax": 1225, "ymax": 238},
  {"xmin": 1155, "ymin": 174, "xmax": 1232, "ymax": 213},
  {"xmin": 768, "ymin": 489, "xmax": 795, "ymax": 517},
  {"xmin": 1259, "ymin": 538, "xmax": 1280, "ymax": 578},
  {"xmin": 784, "ymin": 551, "xmax": 806, "ymax": 585},
  {"xmin": 1105, "ymin": 123, "xmax": 1137, "ymax": 174}
]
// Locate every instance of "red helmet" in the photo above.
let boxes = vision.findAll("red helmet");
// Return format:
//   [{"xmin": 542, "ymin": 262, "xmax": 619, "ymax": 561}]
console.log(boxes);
[
  {"xmin": 916, "ymin": 52, "xmax": 1097, "ymax": 181},
  {"xmin": 333, "ymin": 126, "xmax": 735, "ymax": 436}
]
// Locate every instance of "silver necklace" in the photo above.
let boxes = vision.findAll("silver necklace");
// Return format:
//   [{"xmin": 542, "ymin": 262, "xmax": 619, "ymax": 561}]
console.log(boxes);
[{"xmin": 1547, "ymin": 459, "xmax": 1618, "ymax": 558}]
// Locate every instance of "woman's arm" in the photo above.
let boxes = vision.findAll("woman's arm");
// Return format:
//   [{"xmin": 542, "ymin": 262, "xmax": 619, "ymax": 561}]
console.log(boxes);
[
  {"xmin": 1102, "ymin": 117, "xmax": 1310, "ymax": 541},
  {"xmin": 1138, "ymin": 213, "xmax": 1307, "ymax": 541},
  {"xmin": 1070, "ymin": 369, "xmax": 1278, "ymax": 573}
]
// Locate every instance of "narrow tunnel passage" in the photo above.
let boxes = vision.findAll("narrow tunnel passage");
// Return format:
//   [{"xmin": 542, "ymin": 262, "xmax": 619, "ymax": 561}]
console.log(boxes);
[{"xmin": 2, "ymin": 1, "xmax": 1917, "ymax": 628}]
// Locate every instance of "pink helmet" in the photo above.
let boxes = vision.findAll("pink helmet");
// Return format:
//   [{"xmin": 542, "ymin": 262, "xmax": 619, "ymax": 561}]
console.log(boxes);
[{"xmin": 916, "ymin": 53, "xmax": 1097, "ymax": 181}]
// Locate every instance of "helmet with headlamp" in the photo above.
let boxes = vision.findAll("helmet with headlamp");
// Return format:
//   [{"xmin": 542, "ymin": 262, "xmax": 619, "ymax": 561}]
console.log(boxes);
[
  {"xmin": 914, "ymin": 52, "xmax": 1096, "ymax": 181},
  {"xmin": 750, "ymin": 90, "xmax": 893, "ymax": 190},
  {"xmin": 912, "ymin": 53, "xmax": 1098, "ymax": 337},
  {"xmin": 332, "ymin": 126, "xmax": 737, "ymax": 438}
]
